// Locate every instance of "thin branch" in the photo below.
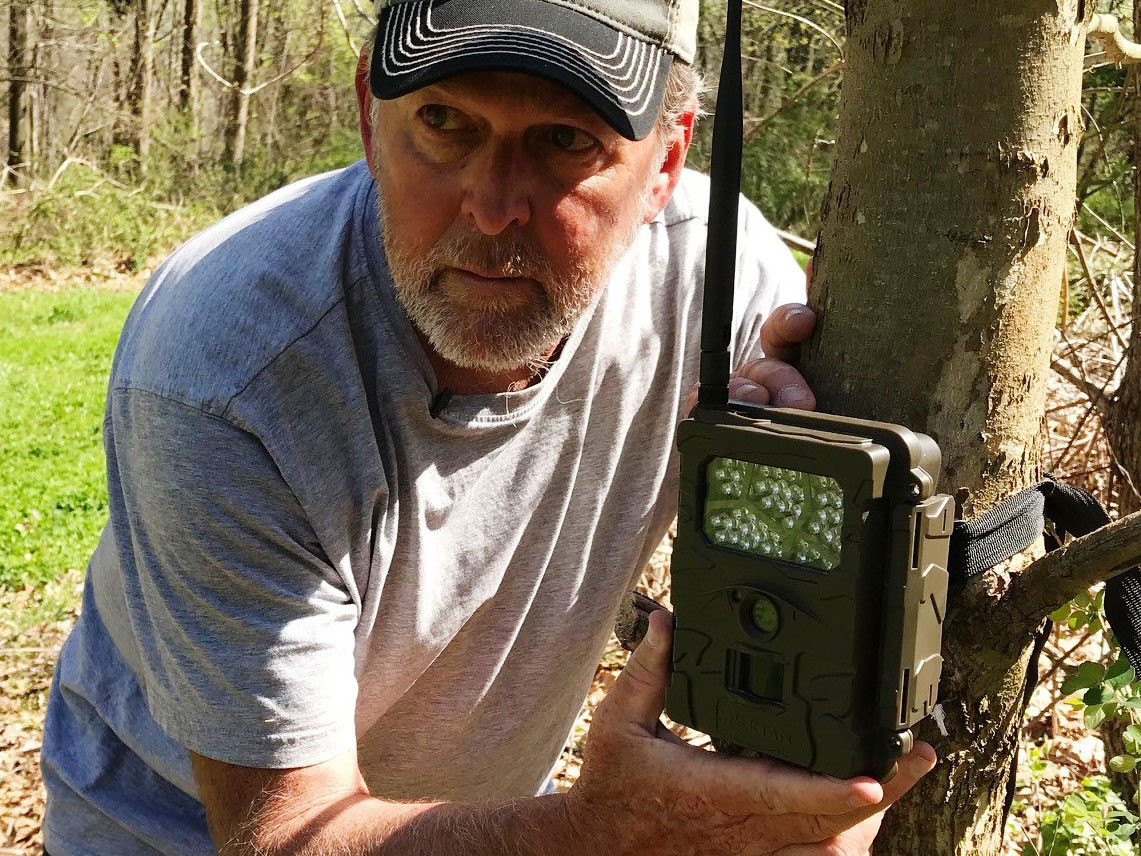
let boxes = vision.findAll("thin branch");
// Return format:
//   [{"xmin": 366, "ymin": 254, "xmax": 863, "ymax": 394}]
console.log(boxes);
[
  {"xmin": 195, "ymin": 40, "xmax": 322, "ymax": 96},
  {"xmin": 745, "ymin": 60, "xmax": 842, "ymax": 141},
  {"xmin": 742, "ymin": 0, "xmax": 845, "ymax": 58},
  {"xmin": 806, "ymin": 0, "xmax": 845, "ymax": 15},
  {"xmin": 1070, "ymin": 232, "xmax": 1130, "ymax": 351},
  {"xmin": 998, "ymin": 510, "xmax": 1141, "ymax": 640},
  {"xmin": 330, "ymin": 0, "xmax": 358, "ymax": 55},
  {"xmin": 1087, "ymin": 14, "xmax": 1141, "ymax": 65},
  {"xmin": 1052, "ymin": 355, "xmax": 1111, "ymax": 413},
  {"xmin": 1082, "ymin": 202, "xmax": 1136, "ymax": 250},
  {"xmin": 348, "ymin": 0, "xmax": 376, "ymax": 25},
  {"xmin": 776, "ymin": 228, "xmax": 816, "ymax": 254}
]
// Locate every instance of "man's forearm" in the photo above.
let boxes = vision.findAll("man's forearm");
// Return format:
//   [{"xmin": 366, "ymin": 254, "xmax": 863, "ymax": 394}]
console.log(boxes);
[{"xmin": 227, "ymin": 790, "xmax": 584, "ymax": 856}]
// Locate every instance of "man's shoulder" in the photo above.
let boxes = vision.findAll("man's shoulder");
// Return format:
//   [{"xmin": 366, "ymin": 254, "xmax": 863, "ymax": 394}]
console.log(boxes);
[{"xmin": 111, "ymin": 162, "xmax": 376, "ymax": 416}]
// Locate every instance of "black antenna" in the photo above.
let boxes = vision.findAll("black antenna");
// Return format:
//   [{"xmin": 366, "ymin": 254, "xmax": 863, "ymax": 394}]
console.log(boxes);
[{"xmin": 697, "ymin": 0, "xmax": 744, "ymax": 409}]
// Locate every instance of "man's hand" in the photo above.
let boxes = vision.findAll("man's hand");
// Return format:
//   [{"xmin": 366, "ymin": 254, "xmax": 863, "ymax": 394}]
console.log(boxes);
[
  {"xmin": 729, "ymin": 304, "xmax": 817, "ymax": 410},
  {"xmin": 566, "ymin": 610, "xmax": 936, "ymax": 855},
  {"xmin": 684, "ymin": 303, "xmax": 818, "ymax": 416}
]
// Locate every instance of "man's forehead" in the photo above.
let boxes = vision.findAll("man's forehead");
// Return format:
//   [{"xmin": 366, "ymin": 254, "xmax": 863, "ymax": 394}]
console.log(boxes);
[{"xmin": 415, "ymin": 71, "xmax": 614, "ymax": 126}]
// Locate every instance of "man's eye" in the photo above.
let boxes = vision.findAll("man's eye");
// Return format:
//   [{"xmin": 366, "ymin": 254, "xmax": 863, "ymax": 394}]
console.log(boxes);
[
  {"xmin": 418, "ymin": 104, "xmax": 465, "ymax": 130},
  {"xmin": 545, "ymin": 125, "xmax": 597, "ymax": 153}
]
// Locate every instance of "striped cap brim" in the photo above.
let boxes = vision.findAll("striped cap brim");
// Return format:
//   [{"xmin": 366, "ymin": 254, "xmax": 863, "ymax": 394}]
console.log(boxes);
[{"xmin": 370, "ymin": 0, "xmax": 673, "ymax": 140}]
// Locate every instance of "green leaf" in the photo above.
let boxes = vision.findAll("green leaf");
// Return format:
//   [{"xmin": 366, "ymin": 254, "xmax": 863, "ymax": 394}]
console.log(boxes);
[
  {"xmin": 1109, "ymin": 755, "xmax": 1137, "ymax": 773},
  {"xmin": 1124, "ymin": 725, "xmax": 1141, "ymax": 755},
  {"xmin": 1105, "ymin": 658, "xmax": 1136, "ymax": 688},
  {"xmin": 1083, "ymin": 685, "xmax": 1110, "ymax": 705},
  {"xmin": 1050, "ymin": 604, "xmax": 1072, "ymax": 623},
  {"xmin": 1085, "ymin": 704, "xmax": 1108, "ymax": 729},
  {"xmin": 1063, "ymin": 661, "xmax": 1107, "ymax": 694}
]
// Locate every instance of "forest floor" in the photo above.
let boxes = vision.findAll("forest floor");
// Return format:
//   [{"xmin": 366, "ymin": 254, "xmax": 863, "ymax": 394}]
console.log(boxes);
[{"xmin": 0, "ymin": 265, "xmax": 1132, "ymax": 855}]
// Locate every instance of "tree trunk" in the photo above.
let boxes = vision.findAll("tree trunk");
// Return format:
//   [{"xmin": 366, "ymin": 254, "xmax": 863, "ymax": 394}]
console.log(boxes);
[
  {"xmin": 6, "ymin": 0, "xmax": 29, "ymax": 184},
  {"xmin": 1095, "ymin": 0, "xmax": 1141, "ymax": 815},
  {"xmin": 803, "ymin": 1, "xmax": 1090, "ymax": 853},
  {"xmin": 129, "ymin": 0, "xmax": 155, "ymax": 163},
  {"xmin": 179, "ymin": 0, "xmax": 201, "ymax": 122},
  {"xmin": 223, "ymin": 0, "xmax": 259, "ymax": 167},
  {"xmin": 1104, "ymin": 8, "xmax": 1141, "ymax": 518}
]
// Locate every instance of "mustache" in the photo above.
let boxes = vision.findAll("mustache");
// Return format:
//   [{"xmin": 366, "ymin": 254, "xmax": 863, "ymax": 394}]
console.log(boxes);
[{"xmin": 430, "ymin": 231, "xmax": 554, "ymax": 280}]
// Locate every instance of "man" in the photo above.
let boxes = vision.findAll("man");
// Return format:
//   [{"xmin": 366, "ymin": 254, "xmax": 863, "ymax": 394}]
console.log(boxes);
[{"xmin": 41, "ymin": 1, "xmax": 935, "ymax": 853}]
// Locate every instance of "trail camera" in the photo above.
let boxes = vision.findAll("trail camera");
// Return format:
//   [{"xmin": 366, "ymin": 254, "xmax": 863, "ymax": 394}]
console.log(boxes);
[{"xmin": 664, "ymin": 0, "xmax": 954, "ymax": 781}]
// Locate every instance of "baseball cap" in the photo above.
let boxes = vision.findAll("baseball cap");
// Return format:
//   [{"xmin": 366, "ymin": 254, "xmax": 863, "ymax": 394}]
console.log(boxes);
[{"xmin": 370, "ymin": 0, "xmax": 699, "ymax": 140}]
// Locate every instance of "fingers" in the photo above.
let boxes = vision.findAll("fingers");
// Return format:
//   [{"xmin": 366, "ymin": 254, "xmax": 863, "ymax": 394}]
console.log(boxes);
[
  {"xmin": 760, "ymin": 303, "xmax": 816, "ymax": 364},
  {"xmin": 734, "ymin": 359, "xmax": 816, "ymax": 410},
  {"xmin": 728, "ymin": 375, "xmax": 771, "ymax": 406},
  {"xmin": 787, "ymin": 743, "xmax": 937, "ymax": 843},
  {"xmin": 682, "ymin": 383, "xmax": 699, "ymax": 417},
  {"xmin": 601, "ymin": 609, "xmax": 674, "ymax": 732},
  {"xmin": 686, "ymin": 752, "xmax": 883, "ymax": 818},
  {"xmin": 776, "ymin": 815, "xmax": 880, "ymax": 856},
  {"xmin": 879, "ymin": 742, "xmax": 937, "ymax": 805}
]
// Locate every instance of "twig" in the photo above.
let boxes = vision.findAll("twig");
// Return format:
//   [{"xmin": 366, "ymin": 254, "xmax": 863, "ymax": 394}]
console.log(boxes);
[
  {"xmin": 806, "ymin": 0, "xmax": 845, "ymax": 15},
  {"xmin": 330, "ymin": 0, "xmax": 358, "ymax": 55},
  {"xmin": 742, "ymin": 0, "xmax": 845, "ymax": 58},
  {"xmin": 45, "ymin": 157, "xmax": 77, "ymax": 192},
  {"xmin": 348, "ymin": 0, "xmax": 376, "ymax": 25},
  {"xmin": 999, "ymin": 510, "xmax": 1141, "ymax": 639},
  {"xmin": 1037, "ymin": 625, "xmax": 1098, "ymax": 690},
  {"xmin": 776, "ymin": 229, "xmax": 816, "ymax": 254},
  {"xmin": 745, "ymin": 60, "xmax": 842, "ymax": 141},
  {"xmin": 1082, "ymin": 202, "xmax": 1136, "ymax": 250},
  {"xmin": 1069, "ymin": 232, "xmax": 1129, "ymax": 351},
  {"xmin": 1052, "ymin": 354, "xmax": 1110, "ymax": 413},
  {"xmin": 195, "ymin": 40, "xmax": 322, "ymax": 96},
  {"xmin": 1087, "ymin": 14, "xmax": 1141, "ymax": 65}
]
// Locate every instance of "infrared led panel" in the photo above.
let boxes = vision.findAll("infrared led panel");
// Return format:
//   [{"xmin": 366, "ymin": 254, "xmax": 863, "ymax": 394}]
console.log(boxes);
[{"xmin": 704, "ymin": 457, "xmax": 844, "ymax": 571}]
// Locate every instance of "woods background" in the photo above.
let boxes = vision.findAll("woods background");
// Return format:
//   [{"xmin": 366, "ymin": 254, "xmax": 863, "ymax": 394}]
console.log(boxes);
[{"xmin": 3, "ymin": 1, "xmax": 1141, "ymax": 854}]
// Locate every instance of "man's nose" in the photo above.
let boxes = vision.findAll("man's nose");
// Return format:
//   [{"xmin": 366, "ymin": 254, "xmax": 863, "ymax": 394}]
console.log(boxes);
[{"xmin": 460, "ymin": 142, "xmax": 532, "ymax": 235}]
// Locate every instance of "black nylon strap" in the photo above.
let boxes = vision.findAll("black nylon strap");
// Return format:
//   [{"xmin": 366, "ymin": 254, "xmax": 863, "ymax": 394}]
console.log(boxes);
[
  {"xmin": 949, "ymin": 485, "xmax": 1046, "ymax": 582},
  {"xmin": 950, "ymin": 475, "xmax": 1141, "ymax": 672}
]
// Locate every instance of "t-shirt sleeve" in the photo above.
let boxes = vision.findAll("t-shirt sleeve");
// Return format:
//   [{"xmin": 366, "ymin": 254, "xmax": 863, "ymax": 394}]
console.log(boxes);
[
  {"xmin": 730, "ymin": 197, "xmax": 809, "ymax": 368},
  {"xmin": 106, "ymin": 387, "xmax": 359, "ymax": 768}
]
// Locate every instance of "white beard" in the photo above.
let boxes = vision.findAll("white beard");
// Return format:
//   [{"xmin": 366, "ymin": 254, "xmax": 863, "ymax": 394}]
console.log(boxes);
[{"xmin": 376, "ymin": 180, "xmax": 653, "ymax": 375}]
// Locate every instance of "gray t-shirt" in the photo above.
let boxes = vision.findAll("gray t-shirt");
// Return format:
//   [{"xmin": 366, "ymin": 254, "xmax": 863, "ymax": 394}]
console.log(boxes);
[{"xmin": 41, "ymin": 160, "xmax": 804, "ymax": 855}]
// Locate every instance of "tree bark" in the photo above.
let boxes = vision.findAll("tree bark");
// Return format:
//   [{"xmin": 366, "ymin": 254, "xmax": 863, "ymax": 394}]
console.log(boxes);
[
  {"xmin": 1095, "ymin": 0, "xmax": 1141, "ymax": 815},
  {"xmin": 803, "ymin": 1, "xmax": 1090, "ymax": 853},
  {"xmin": 223, "ymin": 0, "xmax": 259, "ymax": 167},
  {"xmin": 128, "ymin": 0, "xmax": 155, "ymax": 163},
  {"xmin": 179, "ymin": 0, "xmax": 201, "ymax": 122},
  {"xmin": 1104, "ymin": 16, "xmax": 1141, "ymax": 518},
  {"xmin": 6, "ymin": 0, "xmax": 29, "ymax": 184}
]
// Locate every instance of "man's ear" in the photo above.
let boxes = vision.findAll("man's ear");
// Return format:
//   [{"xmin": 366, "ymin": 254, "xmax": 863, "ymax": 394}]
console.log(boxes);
[
  {"xmin": 355, "ymin": 50, "xmax": 378, "ymax": 174},
  {"xmin": 642, "ymin": 109, "xmax": 696, "ymax": 223}
]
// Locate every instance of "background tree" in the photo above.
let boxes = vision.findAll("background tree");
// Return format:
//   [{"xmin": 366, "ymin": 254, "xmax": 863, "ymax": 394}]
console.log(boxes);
[
  {"xmin": 6, "ymin": 0, "xmax": 28, "ymax": 184},
  {"xmin": 222, "ymin": 0, "xmax": 258, "ymax": 167},
  {"xmin": 178, "ymin": 0, "xmax": 201, "ymax": 125}
]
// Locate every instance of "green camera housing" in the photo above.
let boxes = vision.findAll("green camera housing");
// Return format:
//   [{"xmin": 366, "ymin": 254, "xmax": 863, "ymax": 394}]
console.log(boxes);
[{"xmin": 666, "ymin": 403, "xmax": 953, "ymax": 780}]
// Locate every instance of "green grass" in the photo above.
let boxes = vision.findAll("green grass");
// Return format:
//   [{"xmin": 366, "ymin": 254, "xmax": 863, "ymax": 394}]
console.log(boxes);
[{"xmin": 0, "ymin": 285, "xmax": 138, "ymax": 589}]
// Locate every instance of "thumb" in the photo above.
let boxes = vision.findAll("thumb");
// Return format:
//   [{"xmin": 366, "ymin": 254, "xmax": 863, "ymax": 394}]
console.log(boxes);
[{"xmin": 605, "ymin": 608, "xmax": 674, "ymax": 731}]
